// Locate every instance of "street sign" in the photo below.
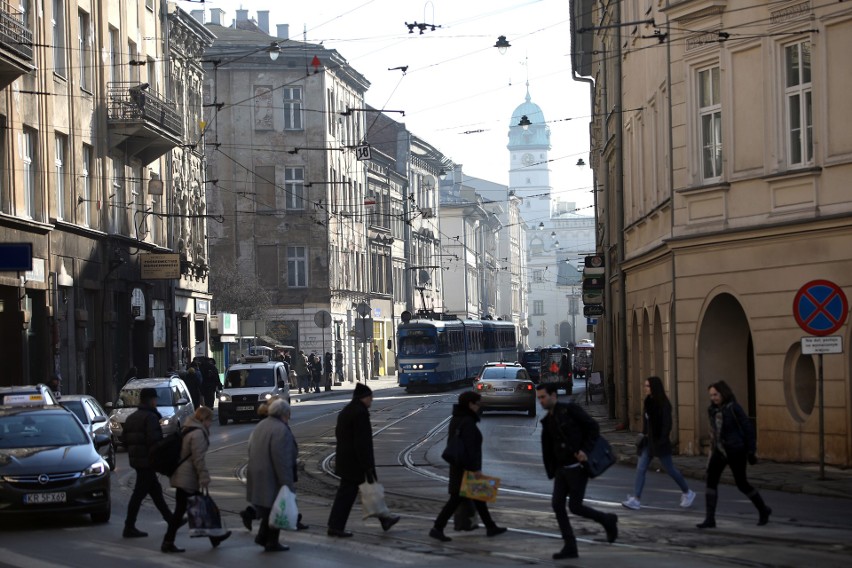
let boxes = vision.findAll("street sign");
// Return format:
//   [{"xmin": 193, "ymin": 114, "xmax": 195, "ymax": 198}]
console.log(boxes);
[
  {"xmin": 582, "ymin": 277, "xmax": 605, "ymax": 291},
  {"xmin": 314, "ymin": 310, "xmax": 332, "ymax": 328},
  {"xmin": 355, "ymin": 144, "xmax": 371, "ymax": 161},
  {"xmin": 793, "ymin": 280, "xmax": 848, "ymax": 337},
  {"xmin": 584, "ymin": 254, "xmax": 604, "ymax": 268},
  {"xmin": 583, "ymin": 305, "xmax": 604, "ymax": 317},
  {"xmin": 801, "ymin": 336, "xmax": 843, "ymax": 355},
  {"xmin": 0, "ymin": 242, "xmax": 33, "ymax": 272}
]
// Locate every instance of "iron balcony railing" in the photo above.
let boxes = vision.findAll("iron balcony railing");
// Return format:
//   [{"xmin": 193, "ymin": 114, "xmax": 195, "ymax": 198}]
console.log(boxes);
[
  {"xmin": 107, "ymin": 82, "xmax": 184, "ymax": 139},
  {"xmin": 0, "ymin": 1, "xmax": 33, "ymax": 60}
]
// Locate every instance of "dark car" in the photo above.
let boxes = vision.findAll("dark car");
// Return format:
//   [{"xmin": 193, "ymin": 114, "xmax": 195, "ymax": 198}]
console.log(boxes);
[
  {"xmin": 474, "ymin": 366, "xmax": 537, "ymax": 417},
  {"xmin": 0, "ymin": 398, "xmax": 111, "ymax": 523},
  {"xmin": 521, "ymin": 350, "xmax": 542, "ymax": 383},
  {"xmin": 60, "ymin": 395, "xmax": 116, "ymax": 470}
]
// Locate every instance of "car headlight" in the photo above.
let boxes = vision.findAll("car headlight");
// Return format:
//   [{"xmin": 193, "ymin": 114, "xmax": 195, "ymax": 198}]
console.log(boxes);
[
  {"xmin": 219, "ymin": 393, "xmax": 232, "ymax": 402},
  {"xmin": 83, "ymin": 460, "xmax": 107, "ymax": 478},
  {"xmin": 160, "ymin": 417, "xmax": 172, "ymax": 426},
  {"xmin": 260, "ymin": 392, "xmax": 273, "ymax": 401}
]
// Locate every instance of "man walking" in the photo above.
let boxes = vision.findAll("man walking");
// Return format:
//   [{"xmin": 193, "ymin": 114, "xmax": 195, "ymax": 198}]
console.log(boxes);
[
  {"xmin": 335, "ymin": 349, "xmax": 346, "ymax": 384},
  {"xmin": 327, "ymin": 383, "xmax": 399, "ymax": 537},
  {"xmin": 371, "ymin": 346, "xmax": 382, "ymax": 380},
  {"xmin": 200, "ymin": 357, "xmax": 221, "ymax": 408},
  {"xmin": 122, "ymin": 387, "xmax": 174, "ymax": 538},
  {"xmin": 536, "ymin": 383, "xmax": 618, "ymax": 559}
]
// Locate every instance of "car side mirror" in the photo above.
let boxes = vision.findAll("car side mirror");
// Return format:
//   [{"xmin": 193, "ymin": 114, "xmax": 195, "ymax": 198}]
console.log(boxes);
[
  {"xmin": 176, "ymin": 397, "xmax": 190, "ymax": 406},
  {"xmin": 93, "ymin": 434, "xmax": 112, "ymax": 449},
  {"xmin": 277, "ymin": 380, "xmax": 287, "ymax": 388},
  {"xmin": 92, "ymin": 415, "xmax": 107, "ymax": 424},
  {"xmin": 105, "ymin": 401, "xmax": 114, "ymax": 409}
]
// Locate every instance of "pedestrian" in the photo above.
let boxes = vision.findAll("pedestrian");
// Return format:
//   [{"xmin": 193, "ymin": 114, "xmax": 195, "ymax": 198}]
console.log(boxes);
[
  {"xmin": 324, "ymin": 352, "xmax": 333, "ymax": 391},
  {"xmin": 429, "ymin": 391, "xmax": 507, "ymax": 542},
  {"xmin": 122, "ymin": 366, "xmax": 139, "ymax": 386},
  {"xmin": 372, "ymin": 346, "xmax": 382, "ymax": 379},
  {"xmin": 622, "ymin": 376, "xmax": 696, "ymax": 510},
  {"xmin": 246, "ymin": 398, "xmax": 298, "ymax": 552},
  {"xmin": 327, "ymin": 383, "xmax": 400, "ymax": 537},
  {"xmin": 122, "ymin": 387, "xmax": 175, "ymax": 538},
  {"xmin": 184, "ymin": 364, "xmax": 203, "ymax": 408},
  {"xmin": 536, "ymin": 383, "xmax": 618, "ymax": 560},
  {"xmin": 45, "ymin": 375, "xmax": 62, "ymax": 396},
  {"xmin": 161, "ymin": 406, "xmax": 231, "ymax": 553},
  {"xmin": 335, "ymin": 349, "xmax": 346, "ymax": 383},
  {"xmin": 697, "ymin": 380, "xmax": 772, "ymax": 529},
  {"xmin": 309, "ymin": 353, "xmax": 321, "ymax": 392},
  {"xmin": 294, "ymin": 351, "xmax": 310, "ymax": 394}
]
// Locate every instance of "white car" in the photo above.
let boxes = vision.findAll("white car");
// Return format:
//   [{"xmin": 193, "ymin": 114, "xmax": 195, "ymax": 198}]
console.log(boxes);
[
  {"xmin": 107, "ymin": 377, "xmax": 195, "ymax": 446},
  {"xmin": 218, "ymin": 355, "xmax": 291, "ymax": 425}
]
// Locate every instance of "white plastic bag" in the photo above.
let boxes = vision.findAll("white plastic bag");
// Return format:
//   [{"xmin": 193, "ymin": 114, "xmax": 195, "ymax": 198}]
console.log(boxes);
[
  {"xmin": 270, "ymin": 485, "xmax": 299, "ymax": 531},
  {"xmin": 359, "ymin": 481, "xmax": 390, "ymax": 519}
]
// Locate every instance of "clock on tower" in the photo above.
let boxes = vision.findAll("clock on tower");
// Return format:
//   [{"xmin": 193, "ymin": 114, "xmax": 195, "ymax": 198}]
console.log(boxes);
[{"xmin": 522, "ymin": 152, "xmax": 534, "ymax": 166}]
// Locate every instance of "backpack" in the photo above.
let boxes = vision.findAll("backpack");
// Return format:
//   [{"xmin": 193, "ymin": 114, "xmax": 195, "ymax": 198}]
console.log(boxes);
[{"xmin": 149, "ymin": 427, "xmax": 197, "ymax": 476}]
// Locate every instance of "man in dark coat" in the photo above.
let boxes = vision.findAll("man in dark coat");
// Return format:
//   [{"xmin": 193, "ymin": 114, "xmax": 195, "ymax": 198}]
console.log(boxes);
[
  {"xmin": 122, "ymin": 387, "xmax": 174, "ymax": 538},
  {"xmin": 323, "ymin": 352, "xmax": 333, "ymax": 391},
  {"xmin": 184, "ymin": 364, "xmax": 203, "ymax": 408},
  {"xmin": 327, "ymin": 383, "xmax": 399, "ymax": 537},
  {"xmin": 200, "ymin": 357, "xmax": 221, "ymax": 407},
  {"xmin": 536, "ymin": 383, "xmax": 618, "ymax": 559}
]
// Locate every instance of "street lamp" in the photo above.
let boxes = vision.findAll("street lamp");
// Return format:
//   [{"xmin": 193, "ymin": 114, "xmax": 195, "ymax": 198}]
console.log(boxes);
[
  {"xmin": 494, "ymin": 35, "xmax": 511, "ymax": 54},
  {"xmin": 518, "ymin": 115, "xmax": 532, "ymax": 130},
  {"xmin": 268, "ymin": 42, "xmax": 281, "ymax": 61}
]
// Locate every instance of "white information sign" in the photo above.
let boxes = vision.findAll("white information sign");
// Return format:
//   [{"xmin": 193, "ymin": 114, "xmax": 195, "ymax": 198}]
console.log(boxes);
[{"xmin": 801, "ymin": 336, "xmax": 843, "ymax": 355}]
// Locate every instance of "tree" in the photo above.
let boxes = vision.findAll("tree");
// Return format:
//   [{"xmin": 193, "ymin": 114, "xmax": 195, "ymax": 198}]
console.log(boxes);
[{"xmin": 208, "ymin": 258, "xmax": 273, "ymax": 321}]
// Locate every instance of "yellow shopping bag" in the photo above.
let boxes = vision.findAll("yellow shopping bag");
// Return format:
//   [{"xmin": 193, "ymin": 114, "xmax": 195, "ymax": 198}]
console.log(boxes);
[{"xmin": 459, "ymin": 471, "xmax": 500, "ymax": 503}]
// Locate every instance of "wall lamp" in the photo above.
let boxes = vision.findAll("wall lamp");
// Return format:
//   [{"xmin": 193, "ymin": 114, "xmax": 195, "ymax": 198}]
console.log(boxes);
[
  {"xmin": 494, "ymin": 35, "xmax": 511, "ymax": 54},
  {"xmin": 268, "ymin": 42, "xmax": 281, "ymax": 61},
  {"xmin": 538, "ymin": 222, "xmax": 544, "ymax": 230},
  {"xmin": 518, "ymin": 115, "xmax": 532, "ymax": 130}
]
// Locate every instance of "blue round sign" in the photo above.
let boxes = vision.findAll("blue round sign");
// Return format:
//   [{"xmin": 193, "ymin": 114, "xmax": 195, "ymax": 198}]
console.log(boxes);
[{"xmin": 793, "ymin": 280, "xmax": 848, "ymax": 337}]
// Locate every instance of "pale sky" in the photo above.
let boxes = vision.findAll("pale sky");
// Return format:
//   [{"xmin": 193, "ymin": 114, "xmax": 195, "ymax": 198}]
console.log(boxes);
[{"xmin": 177, "ymin": 0, "xmax": 596, "ymax": 217}]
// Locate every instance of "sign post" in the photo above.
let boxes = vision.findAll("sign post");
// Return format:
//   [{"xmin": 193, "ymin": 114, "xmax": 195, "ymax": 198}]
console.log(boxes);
[{"xmin": 793, "ymin": 280, "xmax": 848, "ymax": 479}]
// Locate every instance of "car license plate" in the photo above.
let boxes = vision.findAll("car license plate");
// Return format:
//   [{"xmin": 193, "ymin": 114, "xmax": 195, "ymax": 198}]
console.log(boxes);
[
  {"xmin": 25, "ymin": 492, "xmax": 66, "ymax": 504},
  {"xmin": 236, "ymin": 405, "xmax": 254, "ymax": 412},
  {"xmin": 495, "ymin": 387, "xmax": 513, "ymax": 392}
]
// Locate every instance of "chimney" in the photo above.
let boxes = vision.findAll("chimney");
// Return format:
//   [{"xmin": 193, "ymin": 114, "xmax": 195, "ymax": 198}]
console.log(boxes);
[
  {"xmin": 210, "ymin": 8, "xmax": 224, "ymax": 26},
  {"xmin": 190, "ymin": 10, "xmax": 204, "ymax": 24},
  {"xmin": 277, "ymin": 24, "xmax": 289, "ymax": 40},
  {"xmin": 257, "ymin": 11, "xmax": 270, "ymax": 34},
  {"xmin": 236, "ymin": 9, "xmax": 249, "ymax": 22}
]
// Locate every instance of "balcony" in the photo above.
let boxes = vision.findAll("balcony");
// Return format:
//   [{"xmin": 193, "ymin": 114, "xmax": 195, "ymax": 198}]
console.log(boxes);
[
  {"xmin": 107, "ymin": 82, "xmax": 184, "ymax": 164},
  {"xmin": 0, "ymin": 2, "xmax": 34, "ymax": 89}
]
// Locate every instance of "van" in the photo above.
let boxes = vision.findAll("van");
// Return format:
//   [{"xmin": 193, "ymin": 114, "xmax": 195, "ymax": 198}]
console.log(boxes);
[{"xmin": 218, "ymin": 356, "xmax": 291, "ymax": 425}]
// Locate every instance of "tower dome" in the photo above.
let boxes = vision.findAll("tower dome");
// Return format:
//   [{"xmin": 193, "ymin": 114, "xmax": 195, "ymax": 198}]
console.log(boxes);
[
  {"xmin": 507, "ymin": 85, "xmax": 551, "ymax": 149},
  {"xmin": 510, "ymin": 87, "xmax": 546, "ymax": 127}
]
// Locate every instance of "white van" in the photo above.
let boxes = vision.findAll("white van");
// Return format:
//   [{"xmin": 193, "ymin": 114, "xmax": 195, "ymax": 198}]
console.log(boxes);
[{"xmin": 217, "ymin": 356, "xmax": 291, "ymax": 425}]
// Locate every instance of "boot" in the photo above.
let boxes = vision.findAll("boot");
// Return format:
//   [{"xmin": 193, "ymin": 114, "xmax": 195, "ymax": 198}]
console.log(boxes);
[
  {"xmin": 553, "ymin": 538, "xmax": 579, "ymax": 560},
  {"xmin": 748, "ymin": 491, "xmax": 772, "ymax": 526},
  {"xmin": 160, "ymin": 541, "xmax": 185, "ymax": 553},
  {"xmin": 696, "ymin": 490, "xmax": 717, "ymax": 529}
]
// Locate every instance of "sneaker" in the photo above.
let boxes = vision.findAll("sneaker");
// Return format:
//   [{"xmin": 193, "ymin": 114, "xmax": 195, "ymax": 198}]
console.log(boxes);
[
  {"xmin": 680, "ymin": 489, "xmax": 696, "ymax": 508},
  {"xmin": 621, "ymin": 496, "xmax": 641, "ymax": 510}
]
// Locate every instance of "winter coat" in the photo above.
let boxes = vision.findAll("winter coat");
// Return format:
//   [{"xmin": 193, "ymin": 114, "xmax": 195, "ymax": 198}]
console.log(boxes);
[
  {"xmin": 200, "ymin": 362, "xmax": 220, "ymax": 393},
  {"xmin": 122, "ymin": 405, "xmax": 163, "ymax": 470},
  {"xmin": 540, "ymin": 401, "xmax": 600, "ymax": 479},
  {"xmin": 642, "ymin": 396, "xmax": 673, "ymax": 457},
  {"xmin": 293, "ymin": 353, "xmax": 309, "ymax": 378},
  {"xmin": 246, "ymin": 415, "xmax": 298, "ymax": 509},
  {"xmin": 182, "ymin": 369, "xmax": 203, "ymax": 408},
  {"xmin": 170, "ymin": 415, "xmax": 210, "ymax": 493},
  {"xmin": 334, "ymin": 398, "xmax": 375, "ymax": 483},
  {"xmin": 708, "ymin": 400, "xmax": 756, "ymax": 456},
  {"xmin": 445, "ymin": 403, "xmax": 483, "ymax": 495}
]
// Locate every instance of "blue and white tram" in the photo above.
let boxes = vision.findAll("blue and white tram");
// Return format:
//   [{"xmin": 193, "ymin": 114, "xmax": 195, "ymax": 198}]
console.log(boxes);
[{"xmin": 397, "ymin": 318, "xmax": 517, "ymax": 391}]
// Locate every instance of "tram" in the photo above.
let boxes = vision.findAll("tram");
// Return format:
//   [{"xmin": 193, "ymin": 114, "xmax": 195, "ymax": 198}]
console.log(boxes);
[{"xmin": 397, "ymin": 315, "xmax": 517, "ymax": 391}]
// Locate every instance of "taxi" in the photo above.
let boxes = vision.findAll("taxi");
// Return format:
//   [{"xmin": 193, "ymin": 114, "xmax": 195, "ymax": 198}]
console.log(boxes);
[{"xmin": 0, "ymin": 391, "xmax": 111, "ymax": 522}]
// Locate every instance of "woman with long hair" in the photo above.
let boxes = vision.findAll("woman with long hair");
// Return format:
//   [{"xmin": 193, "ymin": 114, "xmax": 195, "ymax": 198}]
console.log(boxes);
[
  {"xmin": 622, "ymin": 376, "xmax": 695, "ymax": 510},
  {"xmin": 697, "ymin": 380, "xmax": 771, "ymax": 528}
]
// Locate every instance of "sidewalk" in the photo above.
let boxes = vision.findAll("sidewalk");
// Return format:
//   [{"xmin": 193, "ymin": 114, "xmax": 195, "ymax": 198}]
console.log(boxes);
[{"xmin": 579, "ymin": 397, "xmax": 852, "ymax": 501}]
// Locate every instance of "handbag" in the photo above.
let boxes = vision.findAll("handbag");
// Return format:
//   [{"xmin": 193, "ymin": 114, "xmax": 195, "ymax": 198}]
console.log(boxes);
[
  {"xmin": 458, "ymin": 471, "xmax": 500, "ymax": 503},
  {"xmin": 584, "ymin": 435, "xmax": 616, "ymax": 478},
  {"xmin": 441, "ymin": 429, "xmax": 465, "ymax": 467},
  {"xmin": 187, "ymin": 490, "xmax": 229, "ymax": 537},
  {"xmin": 359, "ymin": 481, "xmax": 390, "ymax": 519},
  {"xmin": 270, "ymin": 485, "xmax": 299, "ymax": 530}
]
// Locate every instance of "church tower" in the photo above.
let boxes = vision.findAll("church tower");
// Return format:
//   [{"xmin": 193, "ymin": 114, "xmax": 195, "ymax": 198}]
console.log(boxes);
[{"xmin": 507, "ymin": 84, "xmax": 552, "ymax": 226}]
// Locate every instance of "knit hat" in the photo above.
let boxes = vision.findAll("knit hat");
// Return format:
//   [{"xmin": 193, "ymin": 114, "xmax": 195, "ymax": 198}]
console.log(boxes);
[{"xmin": 353, "ymin": 382, "xmax": 373, "ymax": 399}]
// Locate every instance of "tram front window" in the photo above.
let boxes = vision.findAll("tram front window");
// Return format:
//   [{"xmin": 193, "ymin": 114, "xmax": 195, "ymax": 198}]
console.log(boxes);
[{"xmin": 401, "ymin": 336, "xmax": 437, "ymax": 355}]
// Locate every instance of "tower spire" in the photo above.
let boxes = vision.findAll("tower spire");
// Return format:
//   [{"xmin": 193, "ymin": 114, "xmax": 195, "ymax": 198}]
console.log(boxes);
[{"xmin": 525, "ymin": 55, "xmax": 531, "ymax": 102}]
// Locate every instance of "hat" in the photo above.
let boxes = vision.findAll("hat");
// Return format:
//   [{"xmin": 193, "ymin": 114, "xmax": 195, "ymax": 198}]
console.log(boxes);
[
  {"xmin": 140, "ymin": 387, "xmax": 158, "ymax": 401},
  {"xmin": 353, "ymin": 383, "xmax": 373, "ymax": 399}
]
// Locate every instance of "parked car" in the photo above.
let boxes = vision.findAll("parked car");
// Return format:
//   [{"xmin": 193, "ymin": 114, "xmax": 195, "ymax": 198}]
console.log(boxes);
[
  {"xmin": 60, "ymin": 395, "xmax": 115, "ymax": 470},
  {"xmin": 107, "ymin": 377, "xmax": 195, "ymax": 447},
  {"xmin": 474, "ymin": 366, "xmax": 537, "ymax": 417},
  {"xmin": 0, "ymin": 395, "xmax": 111, "ymax": 523},
  {"xmin": 218, "ymin": 355, "xmax": 291, "ymax": 425},
  {"xmin": 0, "ymin": 384, "xmax": 60, "ymax": 406}
]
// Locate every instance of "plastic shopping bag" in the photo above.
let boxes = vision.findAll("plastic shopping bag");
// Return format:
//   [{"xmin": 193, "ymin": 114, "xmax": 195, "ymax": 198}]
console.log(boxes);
[
  {"xmin": 270, "ymin": 485, "xmax": 299, "ymax": 531},
  {"xmin": 459, "ymin": 471, "xmax": 500, "ymax": 503},
  {"xmin": 187, "ymin": 491, "xmax": 229, "ymax": 537},
  {"xmin": 359, "ymin": 481, "xmax": 390, "ymax": 519}
]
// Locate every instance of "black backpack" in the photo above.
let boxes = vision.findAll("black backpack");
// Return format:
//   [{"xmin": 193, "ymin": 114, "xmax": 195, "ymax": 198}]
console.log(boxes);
[{"xmin": 149, "ymin": 427, "xmax": 196, "ymax": 476}]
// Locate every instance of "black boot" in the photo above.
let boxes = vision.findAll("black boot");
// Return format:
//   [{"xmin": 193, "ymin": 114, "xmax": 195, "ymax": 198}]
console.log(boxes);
[
  {"xmin": 748, "ymin": 491, "xmax": 772, "ymax": 526},
  {"xmin": 553, "ymin": 538, "xmax": 579, "ymax": 560},
  {"xmin": 696, "ymin": 490, "xmax": 717, "ymax": 529}
]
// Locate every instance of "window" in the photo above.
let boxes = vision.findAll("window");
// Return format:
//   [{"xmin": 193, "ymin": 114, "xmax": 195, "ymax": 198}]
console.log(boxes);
[
  {"xmin": 130, "ymin": 166, "xmax": 142, "ymax": 238},
  {"xmin": 53, "ymin": 0, "xmax": 66, "ymax": 77},
  {"xmin": 128, "ymin": 41, "xmax": 139, "ymax": 83},
  {"xmin": 0, "ymin": 115, "xmax": 7, "ymax": 214},
  {"xmin": 81, "ymin": 145, "xmax": 92, "ymax": 227},
  {"xmin": 255, "ymin": 166, "xmax": 276, "ymax": 211},
  {"xmin": 111, "ymin": 159, "xmax": 125, "ymax": 233},
  {"xmin": 257, "ymin": 246, "xmax": 278, "ymax": 288},
  {"xmin": 533, "ymin": 269, "xmax": 543, "ymax": 282},
  {"xmin": 785, "ymin": 41, "xmax": 812, "ymax": 167},
  {"xmin": 22, "ymin": 128, "xmax": 38, "ymax": 219},
  {"xmin": 285, "ymin": 167, "xmax": 304, "ymax": 210},
  {"xmin": 533, "ymin": 300, "xmax": 544, "ymax": 315},
  {"xmin": 287, "ymin": 246, "xmax": 307, "ymax": 287},
  {"xmin": 108, "ymin": 27, "xmax": 120, "ymax": 84},
  {"xmin": 698, "ymin": 66, "xmax": 722, "ymax": 180},
  {"xmin": 146, "ymin": 0, "xmax": 154, "ymax": 11},
  {"xmin": 78, "ymin": 10, "xmax": 92, "ymax": 91},
  {"xmin": 54, "ymin": 134, "xmax": 67, "ymax": 220},
  {"xmin": 283, "ymin": 87, "xmax": 303, "ymax": 130}
]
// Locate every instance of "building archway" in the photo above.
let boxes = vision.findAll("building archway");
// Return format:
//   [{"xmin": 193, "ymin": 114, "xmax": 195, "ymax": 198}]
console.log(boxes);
[{"xmin": 559, "ymin": 321, "xmax": 572, "ymax": 346}]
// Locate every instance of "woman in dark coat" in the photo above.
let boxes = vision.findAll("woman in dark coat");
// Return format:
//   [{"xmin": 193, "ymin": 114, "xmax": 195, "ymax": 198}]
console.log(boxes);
[
  {"xmin": 429, "ymin": 391, "xmax": 507, "ymax": 542},
  {"xmin": 622, "ymin": 376, "xmax": 695, "ymax": 510},
  {"xmin": 697, "ymin": 380, "xmax": 772, "ymax": 528}
]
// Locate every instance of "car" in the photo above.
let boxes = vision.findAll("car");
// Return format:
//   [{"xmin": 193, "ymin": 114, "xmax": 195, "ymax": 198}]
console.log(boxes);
[
  {"xmin": 218, "ymin": 355, "xmax": 291, "ymax": 425},
  {"xmin": 107, "ymin": 377, "xmax": 195, "ymax": 446},
  {"xmin": 0, "ymin": 394, "xmax": 111, "ymax": 523},
  {"xmin": 474, "ymin": 366, "xmax": 537, "ymax": 417},
  {"xmin": 473, "ymin": 361, "xmax": 523, "ymax": 383},
  {"xmin": 520, "ymin": 350, "xmax": 542, "ymax": 383},
  {"xmin": 60, "ymin": 395, "xmax": 116, "ymax": 470},
  {"xmin": 0, "ymin": 384, "xmax": 60, "ymax": 406}
]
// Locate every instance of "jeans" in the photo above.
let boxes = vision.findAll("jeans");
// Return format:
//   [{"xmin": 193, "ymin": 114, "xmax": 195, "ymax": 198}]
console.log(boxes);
[
  {"xmin": 551, "ymin": 465, "xmax": 607, "ymax": 542},
  {"xmin": 633, "ymin": 447, "xmax": 690, "ymax": 498},
  {"xmin": 125, "ymin": 468, "xmax": 172, "ymax": 527}
]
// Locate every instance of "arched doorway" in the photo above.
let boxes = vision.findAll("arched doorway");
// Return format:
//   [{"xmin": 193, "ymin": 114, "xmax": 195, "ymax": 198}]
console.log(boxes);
[
  {"xmin": 697, "ymin": 293, "xmax": 755, "ymax": 443},
  {"xmin": 559, "ymin": 321, "xmax": 572, "ymax": 346}
]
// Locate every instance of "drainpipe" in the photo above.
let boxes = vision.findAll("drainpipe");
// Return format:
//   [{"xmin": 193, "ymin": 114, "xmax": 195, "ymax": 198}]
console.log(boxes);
[{"xmin": 615, "ymin": 0, "xmax": 629, "ymax": 425}]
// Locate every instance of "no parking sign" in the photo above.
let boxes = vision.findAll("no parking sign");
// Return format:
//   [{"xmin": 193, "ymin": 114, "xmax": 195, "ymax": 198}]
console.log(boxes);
[{"xmin": 793, "ymin": 280, "xmax": 848, "ymax": 337}]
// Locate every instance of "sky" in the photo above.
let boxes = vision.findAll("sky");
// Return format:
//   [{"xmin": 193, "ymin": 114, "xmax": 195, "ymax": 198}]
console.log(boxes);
[{"xmin": 177, "ymin": 0, "xmax": 596, "ymax": 215}]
